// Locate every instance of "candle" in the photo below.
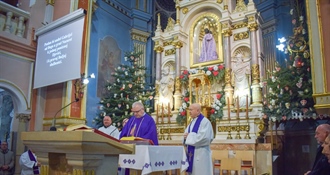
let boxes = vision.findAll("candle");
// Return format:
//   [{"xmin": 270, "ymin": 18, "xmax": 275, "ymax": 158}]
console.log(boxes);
[
  {"xmin": 246, "ymin": 95, "xmax": 248, "ymax": 119},
  {"xmin": 236, "ymin": 96, "xmax": 239, "ymax": 119},
  {"xmin": 161, "ymin": 103, "xmax": 164, "ymax": 123},
  {"xmin": 227, "ymin": 97, "xmax": 230, "ymax": 120},
  {"xmin": 156, "ymin": 104, "xmax": 159, "ymax": 124},
  {"xmin": 168, "ymin": 102, "xmax": 171, "ymax": 123}
]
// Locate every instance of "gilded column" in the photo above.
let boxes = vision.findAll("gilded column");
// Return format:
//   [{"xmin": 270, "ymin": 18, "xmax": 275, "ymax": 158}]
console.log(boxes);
[
  {"xmin": 175, "ymin": 0, "xmax": 180, "ymax": 24},
  {"xmin": 172, "ymin": 37, "xmax": 183, "ymax": 111},
  {"xmin": 248, "ymin": 23, "xmax": 262, "ymax": 106},
  {"xmin": 223, "ymin": 29, "xmax": 234, "ymax": 112}
]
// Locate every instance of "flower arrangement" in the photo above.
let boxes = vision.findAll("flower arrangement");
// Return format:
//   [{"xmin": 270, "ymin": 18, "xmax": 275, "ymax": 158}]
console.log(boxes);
[
  {"xmin": 210, "ymin": 90, "xmax": 226, "ymax": 121},
  {"xmin": 176, "ymin": 92, "xmax": 189, "ymax": 125}
]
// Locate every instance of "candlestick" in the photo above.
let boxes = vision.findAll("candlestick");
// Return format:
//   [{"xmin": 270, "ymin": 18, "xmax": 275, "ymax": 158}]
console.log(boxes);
[
  {"xmin": 227, "ymin": 97, "xmax": 230, "ymax": 120},
  {"xmin": 161, "ymin": 103, "xmax": 164, "ymax": 123},
  {"xmin": 156, "ymin": 104, "xmax": 159, "ymax": 124},
  {"xmin": 246, "ymin": 95, "xmax": 248, "ymax": 119},
  {"xmin": 236, "ymin": 96, "xmax": 239, "ymax": 119},
  {"xmin": 168, "ymin": 102, "xmax": 171, "ymax": 123}
]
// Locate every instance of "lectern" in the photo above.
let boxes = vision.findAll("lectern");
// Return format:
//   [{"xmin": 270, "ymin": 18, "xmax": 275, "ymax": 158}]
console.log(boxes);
[{"xmin": 21, "ymin": 131, "xmax": 134, "ymax": 175}]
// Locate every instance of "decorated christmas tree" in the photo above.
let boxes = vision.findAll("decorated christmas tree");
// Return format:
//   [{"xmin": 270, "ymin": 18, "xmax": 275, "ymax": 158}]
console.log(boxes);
[
  {"xmin": 262, "ymin": 2, "xmax": 315, "ymax": 121},
  {"xmin": 94, "ymin": 50, "xmax": 154, "ymax": 129}
]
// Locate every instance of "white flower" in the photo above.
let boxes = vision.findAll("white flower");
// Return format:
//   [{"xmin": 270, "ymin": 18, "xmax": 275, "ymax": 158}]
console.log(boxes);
[
  {"xmin": 211, "ymin": 104, "xmax": 216, "ymax": 108},
  {"xmin": 216, "ymin": 106, "xmax": 220, "ymax": 110},
  {"xmin": 125, "ymin": 71, "xmax": 128, "ymax": 75},
  {"xmin": 216, "ymin": 100, "xmax": 220, "ymax": 105},
  {"xmin": 213, "ymin": 65, "xmax": 218, "ymax": 71},
  {"xmin": 179, "ymin": 107, "xmax": 183, "ymax": 112},
  {"xmin": 182, "ymin": 103, "xmax": 187, "ymax": 108},
  {"xmin": 206, "ymin": 71, "xmax": 211, "ymax": 75},
  {"xmin": 117, "ymin": 78, "xmax": 120, "ymax": 82}
]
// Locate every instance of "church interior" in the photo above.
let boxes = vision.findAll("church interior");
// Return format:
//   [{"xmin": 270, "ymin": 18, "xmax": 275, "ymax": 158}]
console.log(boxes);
[{"xmin": 1, "ymin": 0, "xmax": 330, "ymax": 174}]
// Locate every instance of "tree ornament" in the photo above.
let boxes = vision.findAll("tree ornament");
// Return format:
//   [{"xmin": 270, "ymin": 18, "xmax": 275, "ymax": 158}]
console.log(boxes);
[
  {"xmin": 294, "ymin": 55, "xmax": 303, "ymax": 68},
  {"xmin": 304, "ymin": 89, "xmax": 309, "ymax": 93}
]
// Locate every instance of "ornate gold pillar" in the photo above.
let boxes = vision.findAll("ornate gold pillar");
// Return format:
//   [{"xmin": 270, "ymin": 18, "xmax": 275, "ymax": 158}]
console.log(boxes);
[
  {"xmin": 172, "ymin": 37, "xmax": 183, "ymax": 111},
  {"xmin": 248, "ymin": 23, "xmax": 262, "ymax": 106}
]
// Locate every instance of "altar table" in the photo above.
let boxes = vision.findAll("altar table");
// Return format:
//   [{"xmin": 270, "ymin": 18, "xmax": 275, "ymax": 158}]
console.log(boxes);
[{"xmin": 119, "ymin": 145, "xmax": 189, "ymax": 175}]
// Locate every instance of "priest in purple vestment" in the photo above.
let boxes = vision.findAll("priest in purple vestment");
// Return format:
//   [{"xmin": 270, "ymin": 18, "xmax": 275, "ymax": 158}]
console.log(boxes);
[
  {"xmin": 119, "ymin": 101, "xmax": 158, "ymax": 145},
  {"xmin": 183, "ymin": 103, "xmax": 213, "ymax": 175}
]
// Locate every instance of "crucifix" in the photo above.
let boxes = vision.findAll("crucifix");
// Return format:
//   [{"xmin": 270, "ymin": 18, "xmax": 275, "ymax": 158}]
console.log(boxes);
[{"xmin": 188, "ymin": 151, "xmax": 193, "ymax": 161}]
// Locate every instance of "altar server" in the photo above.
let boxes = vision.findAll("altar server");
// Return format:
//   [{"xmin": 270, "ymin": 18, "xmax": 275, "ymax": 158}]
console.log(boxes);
[
  {"xmin": 99, "ymin": 115, "xmax": 120, "ymax": 139},
  {"xmin": 119, "ymin": 101, "xmax": 158, "ymax": 145},
  {"xmin": 19, "ymin": 149, "xmax": 41, "ymax": 175},
  {"xmin": 183, "ymin": 103, "xmax": 214, "ymax": 175}
]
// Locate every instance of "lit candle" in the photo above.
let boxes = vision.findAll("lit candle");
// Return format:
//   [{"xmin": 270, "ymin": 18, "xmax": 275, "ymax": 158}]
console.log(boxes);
[
  {"xmin": 227, "ymin": 97, "xmax": 230, "ymax": 120},
  {"xmin": 246, "ymin": 95, "xmax": 248, "ymax": 119},
  {"xmin": 168, "ymin": 102, "xmax": 171, "ymax": 123},
  {"xmin": 236, "ymin": 96, "xmax": 239, "ymax": 119},
  {"xmin": 161, "ymin": 103, "xmax": 164, "ymax": 123}
]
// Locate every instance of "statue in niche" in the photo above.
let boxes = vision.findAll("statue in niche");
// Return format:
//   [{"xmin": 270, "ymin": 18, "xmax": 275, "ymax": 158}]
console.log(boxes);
[
  {"xmin": 232, "ymin": 53, "xmax": 251, "ymax": 107},
  {"xmin": 199, "ymin": 28, "xmax": 218, "ymax": 62},
  {"xmin": 158, "ymin": 66, "xmax": 175, "ymax": 112}
]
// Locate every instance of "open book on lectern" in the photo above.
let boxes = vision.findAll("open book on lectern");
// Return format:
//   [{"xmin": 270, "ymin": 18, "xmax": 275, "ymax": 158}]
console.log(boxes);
[{"xmin": 64, "ymin": 124, "xmax": 120, "ymax": 142}]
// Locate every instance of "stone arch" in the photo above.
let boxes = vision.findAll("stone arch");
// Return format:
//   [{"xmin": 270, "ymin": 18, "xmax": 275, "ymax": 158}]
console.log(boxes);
[{"xmin": 0, "ymin": 80, "xmax": 30, "ymax": 132}]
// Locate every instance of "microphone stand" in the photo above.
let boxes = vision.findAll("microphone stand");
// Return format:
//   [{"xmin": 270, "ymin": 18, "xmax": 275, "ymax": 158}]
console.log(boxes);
[{"xmin": 50, "ymin": 98, "xmax": 79, "ymax": 131}]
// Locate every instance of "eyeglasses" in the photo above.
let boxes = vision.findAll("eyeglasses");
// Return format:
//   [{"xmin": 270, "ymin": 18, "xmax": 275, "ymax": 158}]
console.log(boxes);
[{"xmin": 131, "ymin": 108, "xmax": 143, "ymax": 113}]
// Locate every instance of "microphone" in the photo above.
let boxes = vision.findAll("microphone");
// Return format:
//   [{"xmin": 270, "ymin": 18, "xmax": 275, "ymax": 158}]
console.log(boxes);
[{"xmin": 50, "ymin": 98, "xmax": 79, "ymax": 131}]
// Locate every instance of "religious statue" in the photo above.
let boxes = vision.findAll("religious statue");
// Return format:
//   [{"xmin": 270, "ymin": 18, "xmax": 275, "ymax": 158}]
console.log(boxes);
[
  {"xmin": 231, "ymin": 54, "xmax": 251, "ymax": 107},
  {"xmin": 158, "ymin": 66, "xmax": 175, "ymax": 112},
  {"xmin": 199, "ymin": 28, "xmax": 218, "ymax": 62}
]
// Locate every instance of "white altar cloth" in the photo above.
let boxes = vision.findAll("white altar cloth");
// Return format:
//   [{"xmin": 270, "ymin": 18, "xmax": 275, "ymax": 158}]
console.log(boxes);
[{"xmin": 119, "ymin": 145, "xmax": 189, "ymax": 175}]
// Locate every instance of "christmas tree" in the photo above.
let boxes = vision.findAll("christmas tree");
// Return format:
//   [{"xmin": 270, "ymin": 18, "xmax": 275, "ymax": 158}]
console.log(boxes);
[
  {"xmin": 94, "ymin": 49, "xmax": 154, "ymax": 130},
  {"xmin": 262, "ymin": 2, "xmax": 315, "ymax": 121}
]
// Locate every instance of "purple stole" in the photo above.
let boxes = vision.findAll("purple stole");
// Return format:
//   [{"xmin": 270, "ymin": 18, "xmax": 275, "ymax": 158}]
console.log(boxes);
[
  {"xmin": 28, "ymin": 150, "xmax": 39, "ymax": 174},
  {"xmin": 186, "ymin": 114, "xmax": 204, "ymax": 173}
]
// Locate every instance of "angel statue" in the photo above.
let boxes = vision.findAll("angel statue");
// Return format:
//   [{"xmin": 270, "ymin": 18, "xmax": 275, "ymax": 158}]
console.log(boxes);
[{"xmin": 231, "ymin": 54, "xmax": 251, "ymax": 107}]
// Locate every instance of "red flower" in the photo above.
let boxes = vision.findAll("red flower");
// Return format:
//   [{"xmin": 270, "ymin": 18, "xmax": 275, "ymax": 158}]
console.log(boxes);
[
  {"xmin": 210, "ymin": 109, "xmax": 215, "ymax": 114},
  {"xmin": 218, "ymin": 65, "xmax": 224, "ymax": 70},
  {"xmin": 216, "ymin": 94, "xmax": 222, "ymax": 99},
  {"xmin": 183, "ymin": 70, "xmax": 189, "ymax": 75},
  {"xmin": 180, "ymin": 75, "xmax": 184, "ymax": 79},
  {"xmin": 184, "ymin": 97, "xmax": 189, "ymax": 102},
  {"xmin": 212, "ymin": 71, "xmax": 219, "ymax": 76},
  {"xmin": 180, "ymin": 111, "xmax": 186, "ymax": 116},
  {"xmin": 208, "ymin": 67, "xmax": 213, "ymax": 71}
]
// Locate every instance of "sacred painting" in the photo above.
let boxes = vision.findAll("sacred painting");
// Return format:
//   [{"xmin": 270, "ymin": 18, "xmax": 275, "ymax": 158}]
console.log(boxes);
[
  {"xmin": 190, "ymin": 13, "xmax": 223, "ymax": 68},
  {"xmin": 97, "ymin": 36, "xmax": 121, "ymax": 97}
]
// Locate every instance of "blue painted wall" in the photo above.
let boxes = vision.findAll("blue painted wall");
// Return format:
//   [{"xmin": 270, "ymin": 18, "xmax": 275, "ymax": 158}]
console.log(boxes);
[{"xmin": 85, "ymin": 0, "xmax": 154, "ymax": 127}]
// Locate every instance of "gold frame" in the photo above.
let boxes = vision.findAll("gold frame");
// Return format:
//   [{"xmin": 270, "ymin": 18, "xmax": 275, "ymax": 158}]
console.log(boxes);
[{"xmin": 189, "ymin": 13, "xmax": 223, "ymax": 68}]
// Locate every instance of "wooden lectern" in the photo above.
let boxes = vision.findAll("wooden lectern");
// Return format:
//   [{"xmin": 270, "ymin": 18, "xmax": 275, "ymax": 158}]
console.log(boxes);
[{"xmin": 21, "ymin": 131, "xmax": 134, "ymax": 175}]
